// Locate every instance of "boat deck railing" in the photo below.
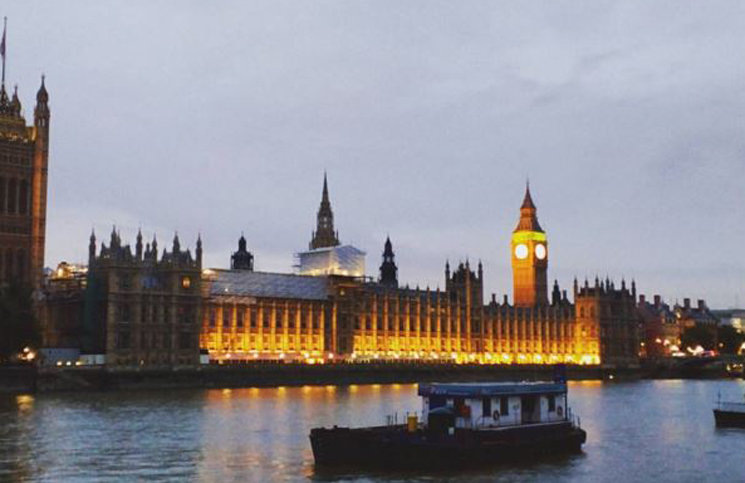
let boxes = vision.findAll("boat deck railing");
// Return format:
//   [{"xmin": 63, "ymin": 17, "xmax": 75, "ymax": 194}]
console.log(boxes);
[{"xmin": 385, "ymin": 407, "xmax": 583, "ymax": 431}]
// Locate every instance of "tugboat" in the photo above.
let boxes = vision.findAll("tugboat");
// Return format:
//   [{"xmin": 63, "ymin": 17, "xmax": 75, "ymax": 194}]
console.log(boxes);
[
  {"xmin": 714, "ymin": 392, "xmax": 745, "ymax": 428},
  {"xmin": 310, "ymin": 381, "xmax": 586, "ymax": 469}
]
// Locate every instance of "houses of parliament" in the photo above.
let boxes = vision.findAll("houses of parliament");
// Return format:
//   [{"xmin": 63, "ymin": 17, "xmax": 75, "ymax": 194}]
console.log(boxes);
[
  {"xmin": 196, "ymin": 178, "xmax": 639, "ymax": 368},
  {"xmin": 42, "ymin": 174, "xmax": 638, "ymax": 368}
]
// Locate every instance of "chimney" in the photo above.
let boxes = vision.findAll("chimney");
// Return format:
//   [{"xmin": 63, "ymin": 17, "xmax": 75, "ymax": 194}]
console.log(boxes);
[
  {"xmin": 491, "ymin": 293, "xmax": 496, "ymax": 304},
  {"xmin": 639, "ymin": 294, "xmax": 646, "ymax": 305},
  {"xmin": 654, "ymin": 295, "xmax": 661, "ymax": 307},
  {"xmin": 684, "ymin": 298, "xmax": 691, "ymax": 310},
  {"xmin": 503, "ymin": 294, "xmax": 509, "ymax": 305},
  {"xmin": 698, "ymin": 299, "xmax": 705, "ymax": 310}
]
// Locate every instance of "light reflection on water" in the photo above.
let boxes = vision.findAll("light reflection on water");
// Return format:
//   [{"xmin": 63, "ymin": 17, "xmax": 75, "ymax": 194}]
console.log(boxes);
[{"xmin": 0, "ymin": 380, "xmax": 744, "ymax": 482}]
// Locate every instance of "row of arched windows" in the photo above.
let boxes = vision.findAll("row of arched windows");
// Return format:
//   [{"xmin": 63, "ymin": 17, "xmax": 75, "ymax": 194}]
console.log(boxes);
[
  {"xmin": 0, "ymin": 247, "xmax": 27, "ymax": 282},
  {"xmin": 0, "ymin": 177, "xmax": 31, "ymax": 215}
]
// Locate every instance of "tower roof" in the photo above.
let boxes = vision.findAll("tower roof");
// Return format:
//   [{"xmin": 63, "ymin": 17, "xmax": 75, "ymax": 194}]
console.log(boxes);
[
  {"xmin": 36, "ymin": 75, "xmax": 48, "ymax": 103},
  {"xmin": 309, "ymin": 172, "xmax": 340, "ymax": 250},
  {"xmin": 521, "ymin": 182, "xmax": 536, "ymax": 209},
  {"xmin": 514, "ymin": 182, "xmax": 543, "ymax": 233}
]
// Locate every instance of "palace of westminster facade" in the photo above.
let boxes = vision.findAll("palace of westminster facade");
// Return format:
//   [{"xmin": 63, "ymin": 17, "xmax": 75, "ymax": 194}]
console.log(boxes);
[
  {"xmin": 195, "ymin": 180, "xmax": 639, "ymax": 367},
  {"xmin": 0, "ymin": 48, "xmax": 637, "ymax": 368},
  {"xmin": 42, "ymin": 177, "xmax": 637, "ymax": 368}
]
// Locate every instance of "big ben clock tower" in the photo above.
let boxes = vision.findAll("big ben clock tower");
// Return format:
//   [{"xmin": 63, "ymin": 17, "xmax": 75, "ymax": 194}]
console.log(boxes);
[{"xmin": 511, "ymin": 183, "xmax": 548, "ymax": 306}]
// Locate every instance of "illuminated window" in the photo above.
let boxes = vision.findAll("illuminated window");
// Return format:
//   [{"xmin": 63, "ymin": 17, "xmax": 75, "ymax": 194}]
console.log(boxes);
[
  {"xmin": 237, "ymin": 307, "xmax": 245, "ymax": 328},
  {"xmin": 182, "ymin": 277, "xmax": 191, "ymax": 289}
]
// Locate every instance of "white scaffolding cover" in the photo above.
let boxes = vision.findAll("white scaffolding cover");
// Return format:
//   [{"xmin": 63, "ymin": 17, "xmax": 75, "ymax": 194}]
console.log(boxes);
[{"xmin": 296, "ymin": 244, "xmax": 366, "ymax": 277}]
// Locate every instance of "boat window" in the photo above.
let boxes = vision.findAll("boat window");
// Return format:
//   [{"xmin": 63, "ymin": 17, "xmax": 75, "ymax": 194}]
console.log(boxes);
[
  {"xmin": 429, "ymin": 395, "xmax": 446, "ymax": 410},
  {"xmin": 548, "ymin": 395, "xmax": 556, "ymax": 412},
  {"xmin": 482, "ymin": 398, "xmax": 492, "ymax": 417},
  {"xmin": 500, "ymin": 397, "xmax": 509, "ymax": 416}
]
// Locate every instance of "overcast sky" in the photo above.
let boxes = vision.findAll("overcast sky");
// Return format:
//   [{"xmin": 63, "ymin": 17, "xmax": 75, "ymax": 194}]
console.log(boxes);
[{"xmin": 5, "ymin": 1, "xmax": 745, "ymax": 307}]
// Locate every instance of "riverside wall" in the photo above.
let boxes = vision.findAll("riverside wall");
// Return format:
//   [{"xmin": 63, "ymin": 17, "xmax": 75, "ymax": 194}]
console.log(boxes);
[{"xmin": 1, "ymin": 360, "xmax": 739, "ymax": 395}]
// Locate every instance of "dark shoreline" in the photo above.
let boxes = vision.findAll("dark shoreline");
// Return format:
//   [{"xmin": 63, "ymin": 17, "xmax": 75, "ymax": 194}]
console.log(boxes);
[{"xmin": 1, "ymin": 360, "xmax": 739, "ymax": 395}]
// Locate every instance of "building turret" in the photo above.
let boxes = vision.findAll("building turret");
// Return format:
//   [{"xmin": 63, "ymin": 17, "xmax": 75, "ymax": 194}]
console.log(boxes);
[
  {"xmin": 0, "ymin": 84, "xmax": 8, "ymax": 115},
  {"xmin": 135, "ymin": 229, "xmax": 143, "ymax": 260},
  {"xmin": 34, "ymin": 75, "xmax": 49, "ymax": 127},
  {"xmin": 309, "ymin": 173, "xmax": 340, "ymax": 250},
  {"xmin": 109, "ymin": 225, "xmax": 119, "ymax": 249},
  {"xmin": 231, "ymin": 234, "xmax": 254, "ymax": 270},
  {"xmin": 10, "ymin": 85, "xmax": 21, "ymax": 116},
  {"xmin": 552, "ymin": 280, "xmax": 561, "ymax": 305},
  {"xmin": 196, "ymin": 234, "xmax": 203, "ymax": 269},
  {"xmin": 88, "ymin": 230, "xmax": 96, "ymax": 264},
  {"xmin": 24, "ymin": 74, "xmax": 51, "ymax": 287},
  {"xmin": 172, "ymin": 233, "xmax": 180, "ymax": 254},
  {"xmin": 378, "ymin": 236, "xmax": 398, "ymax": 288}
]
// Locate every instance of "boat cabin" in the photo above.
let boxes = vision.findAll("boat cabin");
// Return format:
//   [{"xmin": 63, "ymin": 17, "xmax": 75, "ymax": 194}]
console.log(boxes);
[{"xmin": 418, "ymin": 382, "xmax": 569, "ymax": 431}]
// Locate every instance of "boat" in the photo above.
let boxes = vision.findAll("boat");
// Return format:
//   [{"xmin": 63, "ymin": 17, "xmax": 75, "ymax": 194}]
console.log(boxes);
[
  {"xmin": 714, "ymin": 392, "xmax": 745, "ymax": 428},
  {"xmin": 310, "ymin": 381, "xmax": 587, "ymax": 469}
]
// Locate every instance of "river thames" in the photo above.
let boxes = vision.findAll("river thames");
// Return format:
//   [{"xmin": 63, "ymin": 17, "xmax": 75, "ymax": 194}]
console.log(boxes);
[{"xmin": 1, "ymin": 380, "xmax": 744, "ymax": 483}]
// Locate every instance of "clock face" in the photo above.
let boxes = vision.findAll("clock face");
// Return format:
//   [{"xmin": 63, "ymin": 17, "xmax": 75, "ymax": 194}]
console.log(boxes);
[
  {"xmin": 535, "ymin": 244, "xmax": 547, "ymax": 260},
  {"xmin": 515, "ymin": 244, "xmax": 529, "ymax": 260}
]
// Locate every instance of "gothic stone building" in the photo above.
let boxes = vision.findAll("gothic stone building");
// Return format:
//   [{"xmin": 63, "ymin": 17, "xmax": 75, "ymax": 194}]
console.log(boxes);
[
  {"xmin": 201, "ymin": 179, "xmax": 640, "ymax": 367},
  {"xmin": 84, "ymin": 229, "xmax": 202, "ymax": 366},
  {"xmin": 0, "ymin": 77, "xmax": 49, "ymax": 288}
]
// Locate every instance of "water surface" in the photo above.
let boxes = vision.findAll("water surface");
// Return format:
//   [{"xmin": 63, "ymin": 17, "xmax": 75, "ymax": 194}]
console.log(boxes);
[{"xmin": 1, "ymin": 380, "xmax": 744, "ymax": 483}]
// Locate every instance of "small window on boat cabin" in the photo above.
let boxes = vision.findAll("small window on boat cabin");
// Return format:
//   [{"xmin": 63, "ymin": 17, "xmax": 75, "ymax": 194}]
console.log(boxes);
[
  {"xmin": 548, "ymin": 395, "xmax": 556, "ymax": 412},
  {"xmin": 500, "ymin": 397, "xmax": 509, "ymax": 415},
  {"xmin": 429, "ymin": 395, "xmax": 446, "ymax": 410},
  {"xmin": 482, "ymin": 398, "xmax": 492, "ymax": 417}
]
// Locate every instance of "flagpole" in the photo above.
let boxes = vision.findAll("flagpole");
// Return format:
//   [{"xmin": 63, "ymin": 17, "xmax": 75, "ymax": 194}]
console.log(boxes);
[{"xmin": 1, "ymin": 17, "xmax": 6, "ymax": 87}]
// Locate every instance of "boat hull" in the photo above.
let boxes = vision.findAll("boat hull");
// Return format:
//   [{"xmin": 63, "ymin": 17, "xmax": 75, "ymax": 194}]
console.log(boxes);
[
  {"xmin": 310, "ymin": 421, "xmax": 586, "ymax": 469},
  {"xmin": 714, "ymin": 409, "xmax": 745, "ymax": 428}
]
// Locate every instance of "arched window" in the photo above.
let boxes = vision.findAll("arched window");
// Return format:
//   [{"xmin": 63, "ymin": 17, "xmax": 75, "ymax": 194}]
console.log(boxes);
[
  {"xmin": 0, "ymin": 177, "xmax": 5, "ymax": 213},
  {"xmin": 7, "ymin": 178, "xmax": 17, "ymax": 214},
  {"xmin": 16, "ymin": 249, "xmax": 26, "ymax": 282},
  {"xmin": 19, "ymin": 180, "xmax": 29, "ymax": 215},
  {"xmin": 5, "ymin": 249, "xmax": 13, "ymax": 281}
]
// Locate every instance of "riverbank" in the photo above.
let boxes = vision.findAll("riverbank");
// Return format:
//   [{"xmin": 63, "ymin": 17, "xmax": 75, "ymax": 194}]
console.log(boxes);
[{"xmin": 1, "ymin": 359, "xmax": 738, "ymax": 394}]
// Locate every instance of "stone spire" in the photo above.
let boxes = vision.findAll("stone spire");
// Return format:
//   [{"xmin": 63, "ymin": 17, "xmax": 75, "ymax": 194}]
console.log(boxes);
[
  {"xmin": 196, "ymin": 233, "xmax": 203, "ymax": 269},
  {"xmin": 136, "ymin": 228, "xmax": 143, "ymax": 260},
  {"xmin": 10, "ymin": 84, "xmax": 20, "ymax": 116},
  {"xmin": 172, "ymin": 232, "xmax": 181, "ymax": 253},
  {"xmin": 309, "ymin": 172, "xmax": 340, "ymax": 250},
  {"xmin": 34, "ymin": 75, "xmax": 49, "ymax": 127},
  {"xmin": 88, "ymin": 229, "xmax": 96, "ymax": 264},
  {"xmin": 514, "ymin": 181, "xmax": 543, "ymax": 232},
  {"xmin": 378, "ymin": 235, "xmax": 398, "ymax": 288}
]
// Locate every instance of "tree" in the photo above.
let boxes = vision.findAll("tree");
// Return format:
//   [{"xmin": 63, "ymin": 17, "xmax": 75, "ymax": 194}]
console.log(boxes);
[
  {"xmin": 0, "ymin": 282, "xmax": 40, "ymax": 363},
  {"xmin": 717, "ymin": 325, "xmax": 745, "ymax": 355},
  {"xmin": 680, "ymin": 324, "xmax": 716, "ymax": 352}
]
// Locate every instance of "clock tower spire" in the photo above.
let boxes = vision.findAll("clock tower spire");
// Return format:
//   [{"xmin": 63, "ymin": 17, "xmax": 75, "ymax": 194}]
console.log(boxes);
[{"xmin": 511, "ymin": 182, "xmax": 548, "ymax": 306}]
